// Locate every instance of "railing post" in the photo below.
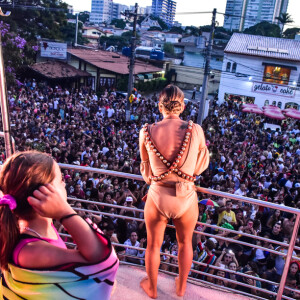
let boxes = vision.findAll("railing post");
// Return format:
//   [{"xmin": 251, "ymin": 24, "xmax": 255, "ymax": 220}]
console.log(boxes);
[{"xmin": 277, "ymin": 214, "xmax": 300, "ymax": 300}]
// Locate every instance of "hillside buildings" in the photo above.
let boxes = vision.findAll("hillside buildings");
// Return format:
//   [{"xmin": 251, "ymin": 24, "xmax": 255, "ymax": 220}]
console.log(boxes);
[
  {"xmin": 223, "ymin": 0, "xmax": 289, "ymax": 31},
  {"xmin": 218, "ymin": 33, "xmax": 300, "ymax": 109},
  {"xmin": 152, "ymin": 0, "xmax": 176, "ymax": 27},
  {"xmin": 90, "ymin": 0, "xmax": 113, "ymax": 24}
]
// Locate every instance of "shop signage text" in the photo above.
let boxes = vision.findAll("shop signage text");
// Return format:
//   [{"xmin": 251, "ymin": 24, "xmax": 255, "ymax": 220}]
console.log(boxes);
[
  {"xmin": 252, "ymin": 82, "xmax": 295, "ymax": 98},
  {"xmin": 40, "ymin": 41, "xmax": 67, "ymax": 60}
]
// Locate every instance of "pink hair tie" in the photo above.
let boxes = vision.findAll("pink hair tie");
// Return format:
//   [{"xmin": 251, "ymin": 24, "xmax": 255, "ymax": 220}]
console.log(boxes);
[{"xmin": 0, "ymin": 194, "xmax": 17, "ymax": 210}]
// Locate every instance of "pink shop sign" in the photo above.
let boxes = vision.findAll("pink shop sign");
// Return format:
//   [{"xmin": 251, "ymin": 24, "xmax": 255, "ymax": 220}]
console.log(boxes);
[{"xmin": 252, "ymin": 82, "xmax": 296, "ymax": 98}]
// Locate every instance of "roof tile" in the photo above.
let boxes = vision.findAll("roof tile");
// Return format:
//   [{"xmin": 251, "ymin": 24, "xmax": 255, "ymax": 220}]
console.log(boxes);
[
  {"xmin": 68, "ymin": 48, "xmax": 162, "ymax": 75},
  {"xmin": 225, "ymin": 33, "xmax": 300, "ymax": 62}
]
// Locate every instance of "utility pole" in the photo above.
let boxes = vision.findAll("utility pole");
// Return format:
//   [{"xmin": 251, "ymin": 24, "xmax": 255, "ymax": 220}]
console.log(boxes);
[
  {"xmin": 75, "ymin": 13, "xmax": 79, "ymax": 46},
  {"xmin": 197, "ymin": 8, "xmax": 217, "ymax": 125},
  {"xmin": 125, "ymin": 3, "xmax": 138, "ymax": 122}
]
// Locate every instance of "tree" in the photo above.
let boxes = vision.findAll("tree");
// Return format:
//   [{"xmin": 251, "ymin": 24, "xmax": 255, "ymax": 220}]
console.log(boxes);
[
  {"xmin": 99, "ymin": 35, "xmax": 129, "ymax": 51},
  {"xmin": 0, "ymin": 22, "xmax": 37, "ymax": 86},
  {"xmin": 283, "ymin": 27, "xmax": 300, "ymax": 39},
  {"xmin": 61, "ymin": 22, "xmax": 88, "ymax": 45},
  {"xmin": 168, "ymin": 26, "xmax": 184, "ymax": 34},
  {"xmin": 148, "ymin": 26, "xmax": 162, "ymax": 31},
  {"xmin": 5, "ymin": 0, "xmax": 69, "ymax": 41},
  {"xmin": 163, "ymin": 42, "xmax": 174, "ymax": 55},
  {"xmin": 111, "ymin": 18, "xmax": 126, "ymax": 29},
  {"xmin": 78, "ymin": 12, "xmax": 90, "ymax": 23},
  {"xmin": 243, "ymin": 21, "xmax": 281, "ymax": 38},
  {"xmin": 276, "ymin": 13, "xmax": 294, "ymax": 31},
  {"xmin": 184, "ymin": 26, "xmax": 201, "ymax": 36},
  {"xmin": 149, "ymin": 15, "xmax": 169, "ymax": 30}
]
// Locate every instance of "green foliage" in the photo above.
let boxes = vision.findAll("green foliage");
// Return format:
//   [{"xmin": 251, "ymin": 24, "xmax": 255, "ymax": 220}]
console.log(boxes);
[
  {"xmin": 111, "ymin": 19, "xmax": 126, "ymax": 29},
  {"xmin": 168, "ymin": 26, "xmax": 184, "ymax": 34},
  {"xmin": 243, "ymin": 21, "xmax": 281, "ymax": 38},
  {"xmin": 276, "ymin": 13, "xmax": 294, "ymax": 27},
  {"xmin": 78, "ymin": 12, "xmax": 90, "ymax": 23},
  {"xmin": 5, "ymin": 0, "xmax": 68, "ymax": 41},
  {"xmin": 149, "ymin": 15, "xmax": 168, "ymax": 30},
  {"xmin": 117, "ymin": 76, "xmax": 128, "ymax": 91},
  {"xmin": 100, "ymin": 35, "xmax": 129, "ymax": 51},
  {"xmin": 61, "ymin": 22, "xmax": 88, "ymax": 45},
  {"xmin": 135, "ymin": 78, "xmax": 167, "ymax": 92},
  {"xmin": 283, "ymin": 27, "xmax": 300, "ymax": 39},
  {"xmin": 148, "ymin": 26, "xmax": 162, "ymax": 31},
  {"xmin": 67, "ymin": 11, "xmax": 90, "ymax": 23},
  {"xmin": 200, "ymin": 25, "xmax": 211, "ymax": 33},
  {"xmin": 121, "ymin": 31, "xmax": 140, "ymax": 44},
  {"xmin": 163, "ymin": 42, "xmax": 174, "ymax": 55},
  {"xmin": 185, "ymin": 26, "xmax": 201, "ymax": 36},
  {"xmin": 137, "ymin": 15, "xmax": 146, "ymax": 26}
]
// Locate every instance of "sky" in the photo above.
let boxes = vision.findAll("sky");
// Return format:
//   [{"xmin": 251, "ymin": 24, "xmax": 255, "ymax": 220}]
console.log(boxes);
[{"xmin": 65, "ymin": 0, "xmax": 300, "ymax": 28}]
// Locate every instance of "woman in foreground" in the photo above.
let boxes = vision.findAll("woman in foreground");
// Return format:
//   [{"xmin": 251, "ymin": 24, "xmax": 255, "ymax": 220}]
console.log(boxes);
[
  {"xmin": 139, "ymin": 84, "xmax": 209, "ymax": 298},
  {"xmin": 0, "ymin": 151, "xmax": 118, "ymax": 299}
]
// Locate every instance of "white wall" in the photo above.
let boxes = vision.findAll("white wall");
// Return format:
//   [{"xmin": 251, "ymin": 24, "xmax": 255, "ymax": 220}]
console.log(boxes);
[{"xmin": 218, "ymin": 53, "xmax": 300, "ymax": 108}]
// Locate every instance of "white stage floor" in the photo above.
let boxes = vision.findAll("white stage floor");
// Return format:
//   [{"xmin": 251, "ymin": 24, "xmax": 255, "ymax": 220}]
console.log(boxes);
[{"xmin": 111, "ymin": 264, "xmax": 252, "ymax": 300}]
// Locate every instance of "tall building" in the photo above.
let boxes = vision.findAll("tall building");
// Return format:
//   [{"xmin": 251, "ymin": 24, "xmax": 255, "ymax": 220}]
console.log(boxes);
[
  {"xmin": 90, "ymin": 0, "xmax": 113, "ymax": 24},
  {"xmin": 152, "ymin": 0, "xmax": 176, "ymax": 27},
  {"xmin": 112, "ymin": 3, "xmax": 129, "ymax": 20},
  {"xmin": 223, "ymin": 0, "xmax": 289, "ymax": 32}
]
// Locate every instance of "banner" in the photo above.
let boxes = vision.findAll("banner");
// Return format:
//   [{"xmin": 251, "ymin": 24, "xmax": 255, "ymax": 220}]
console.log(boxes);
[
  {"xmin": 40, "ymin": 41, "xmax": 67, "ymax": 60},
  {"xmin": 252, "ymin": 81, "xmax": 296, "ymax": 98}
]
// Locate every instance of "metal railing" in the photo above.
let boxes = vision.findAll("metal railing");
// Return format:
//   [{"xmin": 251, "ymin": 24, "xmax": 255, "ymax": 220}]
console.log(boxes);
[{"xmin": 59, "ymin": 163, "xmax": 300, "ymax": 300}]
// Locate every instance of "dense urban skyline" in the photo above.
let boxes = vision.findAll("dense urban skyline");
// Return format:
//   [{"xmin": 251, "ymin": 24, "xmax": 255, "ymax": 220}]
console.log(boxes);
[{"xmin": 66, "ymin": 0, "xmax": 300, "ymax": 28}]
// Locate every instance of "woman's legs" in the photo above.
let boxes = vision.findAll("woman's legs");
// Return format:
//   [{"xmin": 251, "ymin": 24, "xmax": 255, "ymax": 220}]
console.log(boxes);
[
  {"xmin": 141, "ymin": 198, "xmax": 168, "ymax": 299},
  {"xmin": 173, "ymin": 198, "xmax": 199, "ymax": 297}
]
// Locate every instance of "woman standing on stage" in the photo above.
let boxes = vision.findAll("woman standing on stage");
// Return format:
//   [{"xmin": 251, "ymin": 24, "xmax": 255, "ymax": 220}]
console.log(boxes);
[{"xmin": 139, "ymin": 84, "xmax": 209, "ymax": 298}]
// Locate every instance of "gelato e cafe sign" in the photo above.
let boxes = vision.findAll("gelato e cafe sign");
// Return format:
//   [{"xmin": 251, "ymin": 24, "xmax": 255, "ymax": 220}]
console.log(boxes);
[{"xmin": 252, "ymin": 82, "xmax": 295, "ymax": 98}]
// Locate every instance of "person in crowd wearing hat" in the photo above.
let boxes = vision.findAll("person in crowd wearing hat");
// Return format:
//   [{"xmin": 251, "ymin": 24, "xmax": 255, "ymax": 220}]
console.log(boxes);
[{"xmin": 212, "ymin": 168, "xmax": 225, "ymax": 187}]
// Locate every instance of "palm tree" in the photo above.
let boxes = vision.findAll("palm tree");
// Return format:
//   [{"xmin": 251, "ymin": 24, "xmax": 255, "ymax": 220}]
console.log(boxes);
[{"xmin": 276, "ymin": 13, "xmax": 294, "ymax": 36}]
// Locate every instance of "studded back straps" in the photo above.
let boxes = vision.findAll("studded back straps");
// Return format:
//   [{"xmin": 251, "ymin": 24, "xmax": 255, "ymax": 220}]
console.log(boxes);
[{"xmin": 143, "ymin": 120, "xmax": 196, "ymax": 182}]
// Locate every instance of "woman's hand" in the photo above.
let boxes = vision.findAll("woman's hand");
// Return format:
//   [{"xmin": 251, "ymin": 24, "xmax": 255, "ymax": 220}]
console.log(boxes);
[{"xmin": 28, "ymin": 183, "xmax": 74, "ymax": 220}]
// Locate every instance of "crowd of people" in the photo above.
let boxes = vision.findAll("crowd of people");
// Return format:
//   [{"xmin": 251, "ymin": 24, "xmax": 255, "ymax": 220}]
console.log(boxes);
[{"xmin": 3, "ymin": 79, "xmax": 300, "ymax": 299}]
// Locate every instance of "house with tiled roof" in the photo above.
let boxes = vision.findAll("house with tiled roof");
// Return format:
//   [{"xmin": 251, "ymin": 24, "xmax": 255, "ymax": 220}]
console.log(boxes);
[
  {"xmin": 27, "ymin": 61, "xmax": 92, "ymax": 89},
  {"xmin": 218, "ymin": 33, "xmax": 300, "ymax": 109},
  {"xmin": 82, "ymin": 26, "xmax": 106, "ymax": 47},
  {"xmin": 67, "ymin": 48, "xmax": 163, "ymax": 91}
]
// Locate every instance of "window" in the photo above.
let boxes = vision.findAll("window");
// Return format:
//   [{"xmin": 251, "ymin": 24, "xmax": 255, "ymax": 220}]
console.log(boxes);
[
  {"xmin": 263, "ymin": 65, "xmax": 291, "ymax": 85},
  {"xmin": 277, "ymin": 102, "xmax": 282, "ymax": 108},
  {"xmin": 264, "ymin": 100, "xmax": 269, "ymax": 106},
  {"xmin": 226, "ymin": 62, "xmax": 231, "ymax": 72},
  {"xmin": 272, "ymin": 101, "xmax": 276, "ymax": 106},
  {"xmin": 285, "ymin": 102, "xmax": 299, "ymax": 110},
  {"xmin": 232, "ymin": 62, "xmax": 237, "ymax": 73}
]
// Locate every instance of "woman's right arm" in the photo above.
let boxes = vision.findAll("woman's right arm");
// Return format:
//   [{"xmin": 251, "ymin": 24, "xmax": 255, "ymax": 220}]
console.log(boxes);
[
  {"xmin": 139, "ymin": 127, "xmax": 152, "ymax": 184},
  {"xmin": 22, "ymin": 184, "xmax": 110, "ymax": 269},
  {"xmin": 194, "ymin": 125, "xmax": 210, "ymax": 176}
]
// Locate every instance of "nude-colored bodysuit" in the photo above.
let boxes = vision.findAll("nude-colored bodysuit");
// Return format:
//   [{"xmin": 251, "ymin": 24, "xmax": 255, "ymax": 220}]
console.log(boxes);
[{"xmin": 139, "ymin": 116, "xmax": 209, "ymax": 219}]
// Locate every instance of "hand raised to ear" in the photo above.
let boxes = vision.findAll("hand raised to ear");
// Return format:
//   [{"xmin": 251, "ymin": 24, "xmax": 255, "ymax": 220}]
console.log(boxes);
[{"xmin": 28, "ymin": 184, "xmax": 74, "ymax": 220}]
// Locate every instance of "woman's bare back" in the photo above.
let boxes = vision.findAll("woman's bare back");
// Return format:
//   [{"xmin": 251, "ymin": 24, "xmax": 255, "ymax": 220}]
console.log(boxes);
[{"xmin": 149, "ymin": 117, "xmax": 188, "ymax": 163}]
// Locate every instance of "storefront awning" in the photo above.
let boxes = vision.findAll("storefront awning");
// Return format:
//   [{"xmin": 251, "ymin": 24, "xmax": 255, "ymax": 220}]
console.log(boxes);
[
  {"xmin": 136, "ymin": 74, "xmax": 144, "ymax": 80},
  {"xmin": 144, "ymin": 73, "xmax": 153, "ymax": 79},
  {"xmin": 262, "ymin": 62, "xmax": 297, "ymax": 70}
]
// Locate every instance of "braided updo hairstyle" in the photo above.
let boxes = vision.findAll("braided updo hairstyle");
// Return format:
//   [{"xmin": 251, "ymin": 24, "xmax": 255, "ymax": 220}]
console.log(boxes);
[{"xmin": 159, "ymin": 84, "xmax": 184, "ymax": 115}]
